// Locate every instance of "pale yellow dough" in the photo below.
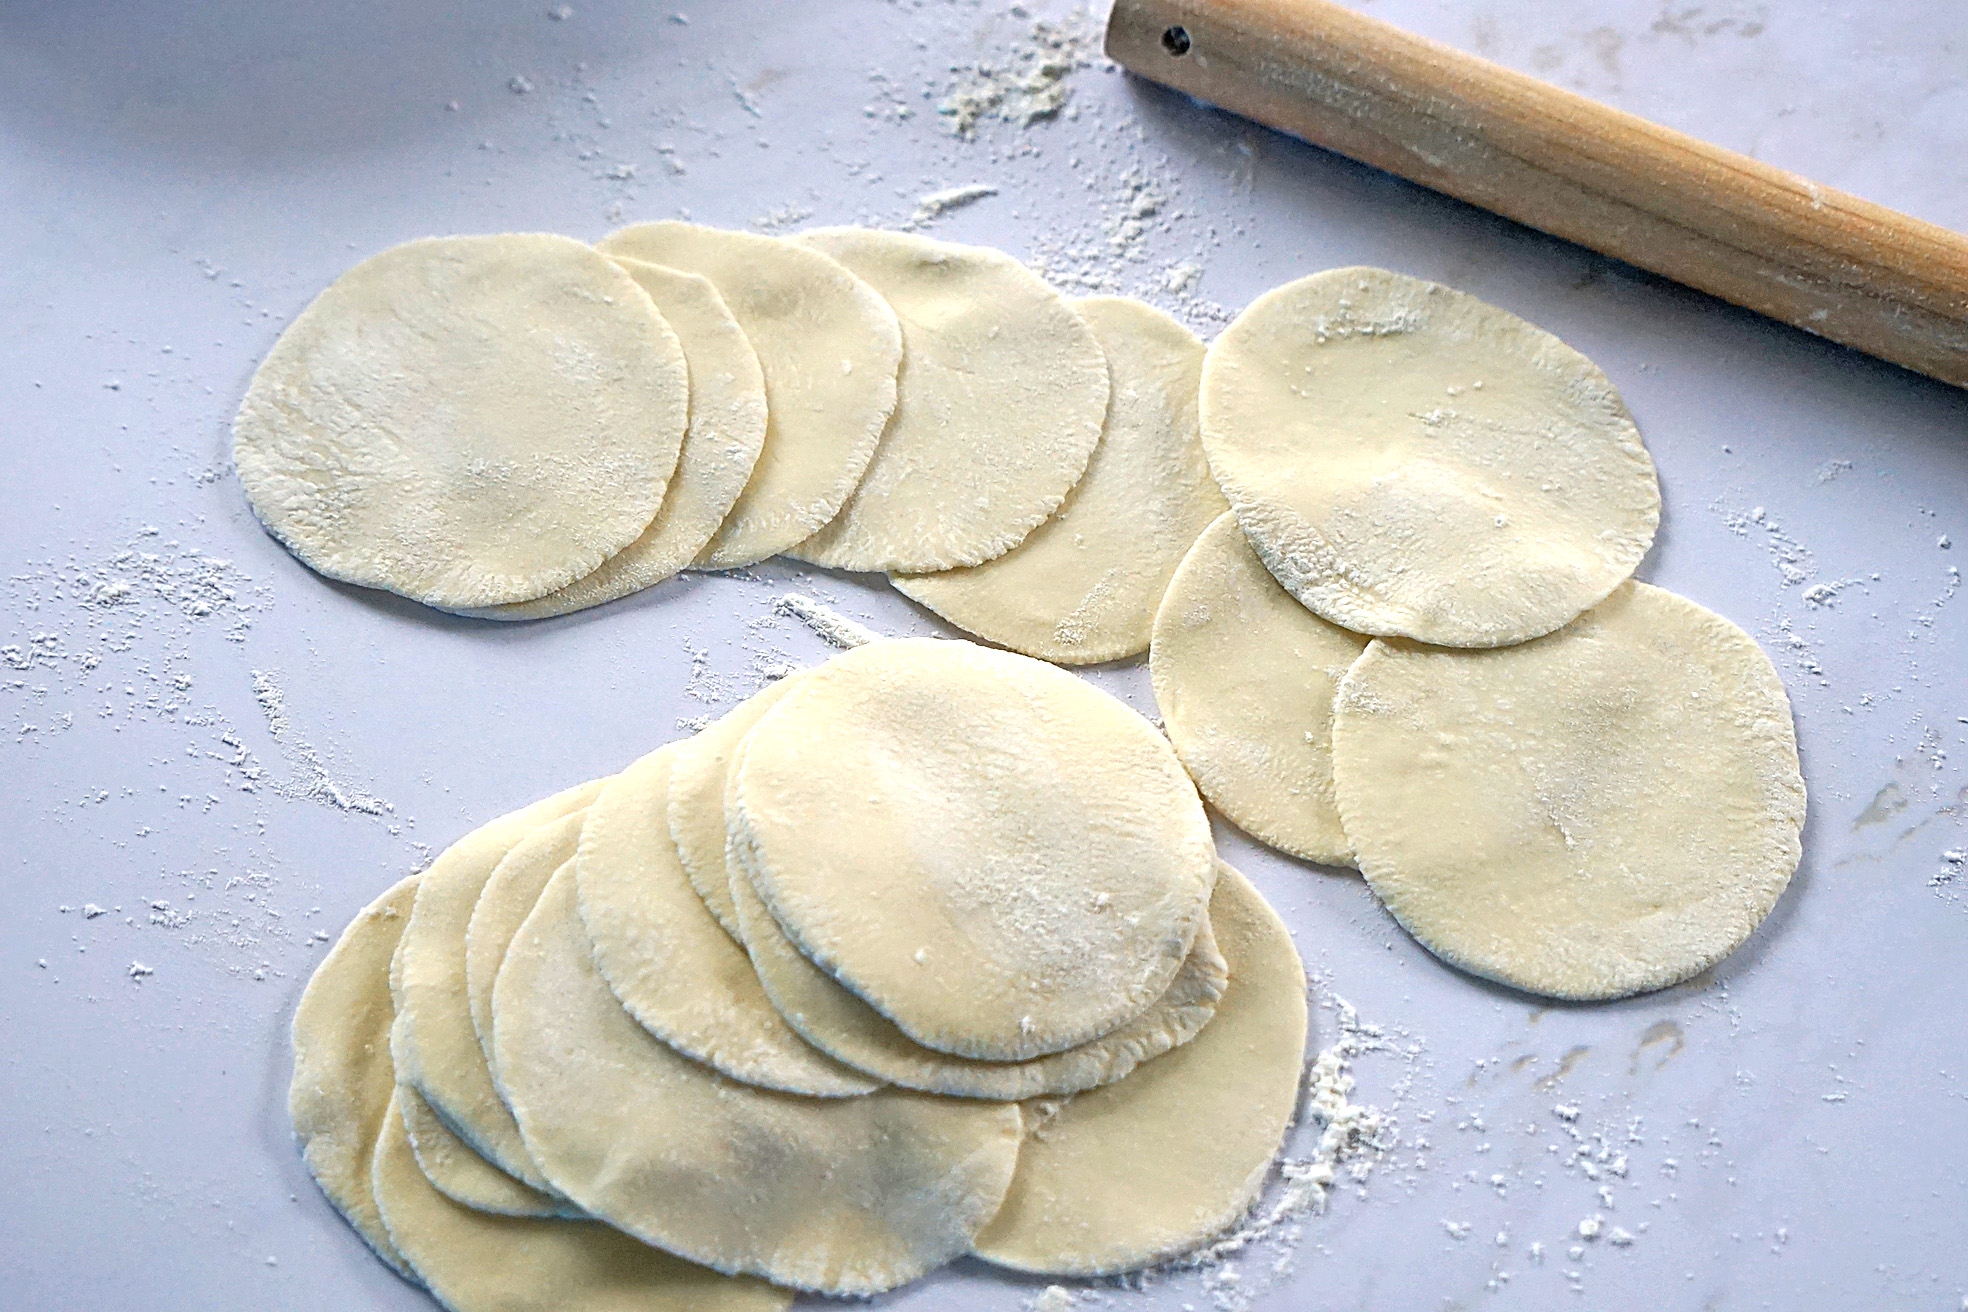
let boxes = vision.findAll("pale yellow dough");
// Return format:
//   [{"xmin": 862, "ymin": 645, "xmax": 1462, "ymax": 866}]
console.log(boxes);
[
  {"xmin": 470, "ymin": 258, "xmax": 767, "ymax": 620},
  {"xmin": 372, "ymin": 1090, "xmax": 790, "ymax": 1312},
  {"xmin": 1151, "ymin": 512, "xmax": 1369, "ymax": 866},
  {"xmin": 664, "ymin": 678, "xmax": 800, "ymax": 940},
  {"xmin": 397, "ymin": 1082, "xmax": 573, "ymax": 1220},
  {"xmin": 597, "ymin": 222, "xmax": 900, "ymax": 567},
  {"xmin": 727, "ymin": 843, "xmax": 1226, "ymax": 1100},
  {"xmin": 234, "ymin": 234, "xmax": 688, "ymax": 608},
  {"xmin": 392, "ymin": 784, "xmax": 603, "ymax": 1194},
  {"xmin": 1199, "ymin": 267, "xmax": 1659, "ymax": 647},
  {"xmin": 288, "ymin": 873, "xmax": 423, "ymax": 1284},
  {"xmin": 973, "ymin": 863, "xmax": 1307, "ymax": 1275},
  {"xmin": 1332, "ymin": 581, "xmax": 1806, "ymax": 1001},
  {"xmin": 492, "ymin": 865, "xmax": 1023, "ymax": 1296},
  {"xmin": 729, "ymin": 638, "xmax": 1216, "ymax": 1061},
  {"xmin": 786, "ymin": 228, "xmax": 1109, "ymax": 573},
  {"xmin": 894, "ymin": 296, "xmax": 1225, "ymax": 663},
  {"xmin": 575, "ymin": 746, "xmax": 878, "ymax": 1096}
]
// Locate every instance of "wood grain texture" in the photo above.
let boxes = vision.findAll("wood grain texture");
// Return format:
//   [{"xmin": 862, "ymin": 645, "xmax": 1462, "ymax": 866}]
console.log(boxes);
[{"xmin": 1108, "ymin": 0, "xmax": 1968, "ymax": 388}]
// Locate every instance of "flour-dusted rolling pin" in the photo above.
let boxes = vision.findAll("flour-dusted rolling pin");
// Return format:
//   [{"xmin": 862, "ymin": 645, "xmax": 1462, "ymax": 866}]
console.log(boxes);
[{"xmin": 1106, "ymin": 0, "xmax": 1968, "ymax": 388}]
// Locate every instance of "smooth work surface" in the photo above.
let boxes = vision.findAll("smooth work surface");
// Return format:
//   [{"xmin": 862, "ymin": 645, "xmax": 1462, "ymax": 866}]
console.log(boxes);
[{"xmin": 2, "ymin": 2, "xmax": 1964, "ymax": 1308}]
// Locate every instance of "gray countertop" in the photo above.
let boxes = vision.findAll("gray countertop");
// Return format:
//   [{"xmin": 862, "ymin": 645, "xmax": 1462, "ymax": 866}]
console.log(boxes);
[{"xmin": 2, "ymin": 2, "xmax": 1964, "ymax": 1308}]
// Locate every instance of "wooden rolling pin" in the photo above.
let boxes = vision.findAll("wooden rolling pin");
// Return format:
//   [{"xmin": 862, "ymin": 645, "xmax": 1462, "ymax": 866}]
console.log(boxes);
[{"xmin": 1106, "ymin": 0, "xmax": 1968, "ymax": 389}]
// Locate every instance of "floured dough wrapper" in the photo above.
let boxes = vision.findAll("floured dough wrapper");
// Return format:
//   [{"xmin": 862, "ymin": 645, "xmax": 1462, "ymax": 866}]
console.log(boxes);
[
  {"xmin": 392, "ymin": 785, "xmax": 602, "ymax": 1194},
  {"xmin": 597, "ymin": 221, "xmax": 900, "ymax": 568},
  {"xmin": 492, "ymin": 865, "xmax": 1023, "ymax": 1295},
  {"xmin": 371, "ymin": 1090, "xmax": 789, "ymax": 1312},
  {"xmin": 234, "ymin": 234, "xmax": 689, "ymax": 608},
  {"xmin": 288, "ymin": 873, "xmax": 423, "ymax": 1283},
  {"xmin": 576, "ymin": 746, "xmax": 878, "ymax": 1096},
  {"xmin": 469, "ymin": 258, "xmax": 767, "ymax": 619},
  {"xmin": 1151, "ymin": 511, "xmax": 1369, "ymax": 866},
  {"xmin": 973, "ymin": 863, "xmax": 1307, "ymax": 1275},
  {"xmin": 396, "ymin": 1082, "xmax": 573, "ymax": 1220},
  {"xmin": 894, "ymin": 296, "xmax": 1226, "ymax": 663},
  {"xmin": 1200, "ymin": 267, "xmax": 1659, "ymax": 647},
  {"xmin": 1333, "ymin": 581, "xmax": 1806, "ymax": 1000},
  {"xmin": 664, "ymin": 677, "xmax": 801, "ymax": 941},
  {"xmin": 729, "ymin": 638, "xmax": 1216, "ymax": 1061},
  {"xmin": 726, "ymin": 841, "xmax": 1226, "ymax": 1100},
  {"xmin": 786, "ymin": 228, "xmax": 1108, "ymax": 573}
]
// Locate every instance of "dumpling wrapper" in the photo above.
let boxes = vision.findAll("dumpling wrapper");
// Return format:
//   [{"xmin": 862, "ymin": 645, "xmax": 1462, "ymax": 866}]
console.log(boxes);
[{"xmin": 491, "ymin": 864, "xmax": 1023, "ymax": 1296}]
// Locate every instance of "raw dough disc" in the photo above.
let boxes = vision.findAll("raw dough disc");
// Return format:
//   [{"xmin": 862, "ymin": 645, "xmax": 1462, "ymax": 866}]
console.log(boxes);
[
  {"xmin": 371, "ymin": 1090, "xmax": 790, "ymax": 1312},
  {"xmin": 575, "ymin": 746, "xmax": 878, "ymax": 1096},
  {"xmin": 1150, "ymin": 511, "xmax": 1370, "ymax": 866},
  {"xmin": 972, "ymin": 862, "xmax": 1307, "ymax": 1275},
  {"xmin": 1332, "ymin": 581, "xmax": 1807, "ymax": 1001},
  {"xmin": 397, "ymin": 1082, "xmax": 574, "ymax": 1220},
  {"xmin": 894, "ymin": 296, "xmax": 1225, "ymax": 664},
  {"xmin": 289, "ymin": 873, "xmax": 424, "ymax": 1284},
  {"xmin": 785, "ymin": 228, "xmax": 1109, "ymax": 573},
  {"xmin": 729, "ymin": 637, "xmax": 1215, "ymax": 1061},
  {"xmin": 492, "ymin": 865, "xmax": 1023, "ymax": 1296},
  {"xmin": 1198, "ymin": 266, "xmax": 1660, "ymax": 647},
  {"xmin": 665, "ymin": 677, "xmax": 801, "ymax": 941},
  {"xmin": 393, "ymin": 785, "xmax": 604, "ymax": 1193},
  {"xmin": 727, "ymin": 841, "xmax": 1227, "ymax": 1100},
  {"xmin": 597, "ymin": 221, "xmax": 900, "ymax": 568},
  {"xmin": 469, "ymin": 258, "xmax": 768, "ymax": 620},
  {"xmin": 234, "ymin": 234, "xmax": 690, "ymax": 609}
]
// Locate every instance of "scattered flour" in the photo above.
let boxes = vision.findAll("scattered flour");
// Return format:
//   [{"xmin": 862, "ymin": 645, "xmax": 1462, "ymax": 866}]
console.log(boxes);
[
  {"xmin": 772, "ymin": 594, "xmax": 879, "ymax": 649},
  {"xmin": 909, "ymin": 183, "xmax": 999, "ymax": 227},
  {"xmin": 939, "ymin": 15, "xmax": 1096, "ymax": 138}
]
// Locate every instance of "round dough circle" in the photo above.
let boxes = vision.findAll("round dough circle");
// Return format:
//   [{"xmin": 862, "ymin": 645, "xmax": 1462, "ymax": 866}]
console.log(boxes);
[
  {"xmin": 289, "ymin": 873, "xmax": 424, "ymax": 1284},
  {"xmin": 392, "ymin": 783, "xmax": 602, "ymax": 1194},
  {"xmin": 492, "ymin": 864, "xmax": 1023, "ymax": 1296},
  {"xmin": 1332, "ymin": 581, "xmax": 1806, "ymax": 1001},
  {"xmin": 597, "ymin": 222, "xmax": 900, "ymax": 568},
  {"xmin": 1151, "ymin": 511, "xmax": 1369, "ymax": 866},
  {"xmin": 972, "ymin": 862, "xmax": 1308, "ymax": 1275},
  {"xmin": 785, "ymin": 228, "xmax": 1109, "ymax": 573},
  {"xmin": 1199, "ymin": 266, "xmax": 1660, "ymax": 647},
  {"xmin": 471, "ymin": 258, "xmax": 767, "ymax": 620},
  {"xmin": 665, "ymin": 678, "xmax": 801, "ymax": 941},
  {"xmin": 726, "ymin": 843, "xmax": 1226, "ymax": 1100},
  {"xmin": 729, "ymin": 637, "xmax": 1215, "ymax": 1062},
  {"xmin": 234, "ymin": 234, "xmax": 689, "ymax": 608},
  {"xmin": 575, "ymin": 746, "xmax": 878, "ymax": 1096},
  {"xmin": 397, "ymin": 1082, "xmax": 573, "ymax": 1220},
  {"xmin": 894, "ymin": 296, "xmax": 1226, "ymax": 663},
  {"xmin": 372, "ymin": 1090, "xmax": 790, "ymax": 1312}
]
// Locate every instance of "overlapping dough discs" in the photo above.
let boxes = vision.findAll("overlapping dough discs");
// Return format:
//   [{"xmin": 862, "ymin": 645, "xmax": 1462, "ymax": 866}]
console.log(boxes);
[
  {"xmin": 492, "ymin": 865, "xmax": 1023, "ymax": 1296},
  {"xmin": 1151, "ymin": 511, "xmax": 1369, "ymax": 866},
  {"xmin": 289, "ymin": 874, "xmax": 424, "ymax": 1283},
  {"xmin": 472, "ymin": 258, "xmax": 768, "ymax": 620},
  {"xmin": 234, "ymin": 234, "xmax": 689, "ymax": 608},
  {"xmin": 1199, "ymin": 266, "xmax": 1660, "ymax": 647},
  {"xmin": 725, "ymin": 842, "xmax": 1226, "ymax": 1100},
  {"xmin": 973, "ymin": 862, "xmax": 1307, "ymax": 1275},
  {"xmin": 1332, "ymin": 581, "xmax": 1806, "ymax": 1001},
  {"xmin": 575, "ymin": 746, "xmax": 878, "ymax": 1096},
  {"xmin": 597, "ymin": 222, "xmax": 901, "ymax": 568},
  {"xmin": 393, "ymin": 784, "xmax": 603, "ymax": 1193},
  {"xmin": 894, "ymin": 296, "xmax": 1226, "ymax": 663},
  {"xmin": 729, "ymin": 638, "xmax": 1216, "ymax": 1062},
  {"xmin": 396, "ymin": 1082, "xmax": 571, "ymax": 1220},
  {"xmin": 372, "ymin": 1090, "xmax": 790, "ymax": 1312},
  {"xmin": 664, "ymin": 678, "xmax": 801, "ymax": 941},
  {"xmin": 786, "ymin": 228, "xmax": 1109, "ymax": 573}
]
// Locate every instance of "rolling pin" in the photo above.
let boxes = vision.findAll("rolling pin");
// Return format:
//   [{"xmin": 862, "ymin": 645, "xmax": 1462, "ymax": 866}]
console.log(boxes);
[{"xmin": 1106, "ymin": 0, "xmax": 1968, "ymax": 389}]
